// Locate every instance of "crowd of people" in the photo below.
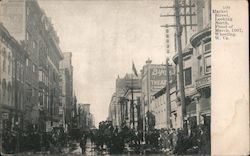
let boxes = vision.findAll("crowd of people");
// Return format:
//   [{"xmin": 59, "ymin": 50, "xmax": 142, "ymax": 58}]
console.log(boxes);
[
  {"xmin": 2, "ymin": 123, "xmax": 69, "ymax": 154},
  {"xmin": 76, "ymin": 121, "xmax": 210, "ymax": 155},
  {"xmin": 157, "ymin": 125, "xmax": 210, "ymax": 155},
  {"xmin": 2, "ymin": 120, "xmax": 210, "ymax": 155}
]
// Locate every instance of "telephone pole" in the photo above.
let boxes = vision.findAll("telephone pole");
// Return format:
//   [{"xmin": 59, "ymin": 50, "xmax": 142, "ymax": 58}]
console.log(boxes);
[
  {"xmin": 165, "ymin": 57, "xmax": 171, "ymax": 129},
  {"xmin": 160, "ymin": 0, "xmax": 196, "ymax": 128},
  {"xmin": 174, "ymin": 0, "xmax": 186, "ymax": 128}
]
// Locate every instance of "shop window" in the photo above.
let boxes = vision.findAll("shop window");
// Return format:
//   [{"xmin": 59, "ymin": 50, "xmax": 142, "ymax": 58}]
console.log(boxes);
[{"xmin": 184, "ymin": 67, "xmax": 192, "ymax": 86}]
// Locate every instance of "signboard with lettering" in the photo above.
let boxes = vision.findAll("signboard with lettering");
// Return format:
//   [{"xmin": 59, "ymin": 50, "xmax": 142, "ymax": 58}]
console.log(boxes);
[{"xmin": 150, "ymin": 65, "xmax": 167, "ymax": 93}]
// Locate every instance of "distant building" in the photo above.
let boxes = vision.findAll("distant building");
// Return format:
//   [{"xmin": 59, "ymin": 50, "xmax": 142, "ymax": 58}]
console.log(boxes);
[
  {"xmin": 152, "ymin": 85, "xmax": 181, "ymax": 130},
  {"xmin": 77, "ymin": 103, "xmax": 94, "ymax": 130},
  {"xmin": 108, "ymin": 73, "xmax": 142, "ymax": 130},
  {"xmin": 59, "ymin": 52, "xmax": 74, "ymax": 131},
  {"xmin": 114, "ymin": 76, "xmax": 126, "ymax": 127},
  {"xmin": 120, "ymin": 74, "xmax": 141, "ymax": 130},
  {"xmin": 140, "ymin": 59, "xmax": 175, "ymax": 130},
  {"xmin": 107, "ymin": 93, "xmax": 118, "ymax": 127}
]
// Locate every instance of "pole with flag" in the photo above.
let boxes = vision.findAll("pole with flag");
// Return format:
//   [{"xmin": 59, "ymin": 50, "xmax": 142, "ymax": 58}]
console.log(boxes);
[
  {"xmin": 132, "ymin": 61, "xmax": 138, "ymax": 77},
  {"xmin": 131, "ymin": 61, "xmax": 138, "ymax": 129}
]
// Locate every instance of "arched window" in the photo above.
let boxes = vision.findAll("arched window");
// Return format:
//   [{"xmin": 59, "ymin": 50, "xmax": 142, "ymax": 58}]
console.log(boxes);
[
  {"xmin": 7, "ymin": 82, "xmax": 12, "ymax": 104},
  {"xmin": 3, "ymin": 48, "xmax": 6, "ymax": 72},
  {"xmin": 2, "ymin": 79, "xmax": 6, "ymax": 103},
  {"xmin": 8, "ymin": 52, "xmax": 11, "ymax": 74}
]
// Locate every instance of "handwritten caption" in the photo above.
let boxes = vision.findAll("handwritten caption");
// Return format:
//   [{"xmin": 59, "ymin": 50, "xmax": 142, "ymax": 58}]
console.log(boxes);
[{"xmin": 213, "ymin": 6, "xmax": 243, "ymax": 40}]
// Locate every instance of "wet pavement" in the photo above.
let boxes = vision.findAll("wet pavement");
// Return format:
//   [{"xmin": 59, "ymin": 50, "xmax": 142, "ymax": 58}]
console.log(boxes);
[{"xmin": 70, "ymin": 139, "xmax": 97, "ymax": 155}]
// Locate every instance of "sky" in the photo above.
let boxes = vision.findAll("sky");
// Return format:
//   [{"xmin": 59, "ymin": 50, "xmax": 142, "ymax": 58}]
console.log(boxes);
[{"xmin": 38, "ymin": 0, "xmax": 175, "ymax": 127}]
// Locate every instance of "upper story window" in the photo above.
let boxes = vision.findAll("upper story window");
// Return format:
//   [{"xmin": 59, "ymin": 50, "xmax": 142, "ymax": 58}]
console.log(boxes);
[
  {"xmin": 184, "ymin": 67, "xmax": 192, "ymax": 86},
  {"xmin": 3, "ymin": 49, "xmax": 6, "ymax": 72},
  {"xmin": 32, "ymin": 41, "xmax": 37, "ymax": 49},
  {"xmin": 205, "ymin": 56, "xmax": 211, "ymax": 73},
  {"xmin": 8, "ymin": 54, "xmax": 11, "ymax": 74},
  {"xmin": 204, "ymin": 42, "xmax": 211, "ymax": 54},
  {"xmin": 33, "ymin": 64, "xmax": 36, "ymax": 73},
  {"xmin": 39, "ymin": 71, "xmax": 43, "ymax": 81},
  {"xmin": 26, "ymin": 6, "xmax": 30, "ymax": 16},
  {"xmin": 204, "ymin": 42, "xmax": 211, "ymax": 74},
  {"xmin": 26, "ymin": 32, "xmax": 30, "ymax": 41},
  {"xmin": 26, "ymin": 58, "xmax": 29, "ymax": 66}
]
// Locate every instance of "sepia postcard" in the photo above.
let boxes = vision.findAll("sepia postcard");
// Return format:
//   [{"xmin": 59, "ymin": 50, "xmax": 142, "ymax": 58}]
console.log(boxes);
[{"xmin": 0, "ymin": 0, "xmax": 249, "ymax": 155}]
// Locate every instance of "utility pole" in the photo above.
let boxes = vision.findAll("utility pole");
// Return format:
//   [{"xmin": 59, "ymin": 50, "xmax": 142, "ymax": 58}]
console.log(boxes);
[
  {"xmin": 175, "ymin": 0, "xmax": 186, "ymax": 129},
  {"xmin": 131, "ymin": 75, "xmax": 135, "ymax": 129},
  {"xmin": 160, "ymin": 0, "xmax": 196, "ymax": 128},
  {"xmin": 165, "ymin": 57, "xmax": 171, "ymax": 129}
]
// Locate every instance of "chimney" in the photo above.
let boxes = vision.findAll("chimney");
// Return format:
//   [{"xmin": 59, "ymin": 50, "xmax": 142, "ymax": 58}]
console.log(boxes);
[{"xmin": 146, "ymin": 58, "xmax": 152, "ymax": 64}]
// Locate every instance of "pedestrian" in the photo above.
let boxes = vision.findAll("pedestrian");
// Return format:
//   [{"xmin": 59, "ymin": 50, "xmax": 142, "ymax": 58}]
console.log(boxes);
[
  {"xmin": 172, "ymin": 129, "xmax": 177, "ymax": 150},
  {"xmin": 80, "ymin": 135, "xmax": 87, "ymax": 154}
]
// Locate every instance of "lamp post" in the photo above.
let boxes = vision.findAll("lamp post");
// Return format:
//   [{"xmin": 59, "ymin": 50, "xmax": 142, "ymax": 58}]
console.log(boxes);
[{"xmin": 14, "ymin": 121, "xmax": 20, "ymax": 153}]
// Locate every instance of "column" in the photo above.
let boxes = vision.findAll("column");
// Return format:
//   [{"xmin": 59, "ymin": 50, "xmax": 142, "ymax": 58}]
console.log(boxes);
[{"xmin": 194, "ymin": 95, "xmax": 201, "ymax": 125}]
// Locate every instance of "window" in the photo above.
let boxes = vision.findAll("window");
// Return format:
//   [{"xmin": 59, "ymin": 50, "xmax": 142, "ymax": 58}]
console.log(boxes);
[
  {"xmin": 8, "ymin": 61, "xmax": 10, "ymax": 74},
  {"xmin": 32, "ymin": 41, "xmax": 36, "ymax": 49},
  {"xmin": 39, "ymin": 71, "xmax": 42, "ymax": 81},
  {"xmin": 205, "ymin": 56, "xmax": 211, "ymax": 73},
  {"xmin": 26, "ymin": 59, "xmax": 29, "ymax": 66},
  {"xmin": 26, "ymin": 32, "xmax": 29, "ymax": 41},
  {"xmin": 33, "ymin": 64, "xmax": 36, "ymax": 72},
  {"xmin": 3, "ymin": 48, "xmax": 6, "ymax": 72},
  {"xmin": 204, "ymin": 42, "xmax": 211, "ymax": 54},
  {"xmin": 184, "ymin": 67, "xmax": 192, "ymax": 86},
  {"xmin": 32, "ymin": 88, "xmax": 35, "ymax": 96},
  {"xmin": 26, "ymin": 6, "xmax": 30, "ymax": 16}
]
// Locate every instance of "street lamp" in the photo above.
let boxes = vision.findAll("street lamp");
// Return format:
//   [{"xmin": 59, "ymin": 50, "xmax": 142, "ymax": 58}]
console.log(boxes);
[{"xmin": 14, "ymin": 121, "xmax": 20, "ymax": 153}]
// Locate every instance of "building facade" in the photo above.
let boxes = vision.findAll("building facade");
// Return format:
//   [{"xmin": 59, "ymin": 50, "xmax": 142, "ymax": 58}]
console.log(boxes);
[
  {"xmin": 107, "ymin": 93, "xmax": 118, "ymax": 127},
  {"xmin": 140, "ymin": 59, "xmax": 176, "ymax": 131},
  {"xmin": 0, "ymin": 23, "xmax": 27, "ymax": 153},
  {"xmin": 78, "ymin": 103, "xmax": 94, "ymax": 130},
  {"xmin": 120, "ymin": 74, "xmax": 141, "ymax": 130},
  {"xmin": 1, "ymin": 0, "xmax": 64, "ymax": 132},
  {"xmin": 172, "ymin": 0, "xmax": 211, "ymax": 132},
  {"xmin": 59, "ymin": 52, "xmax": 74, "ymax": 131}
]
